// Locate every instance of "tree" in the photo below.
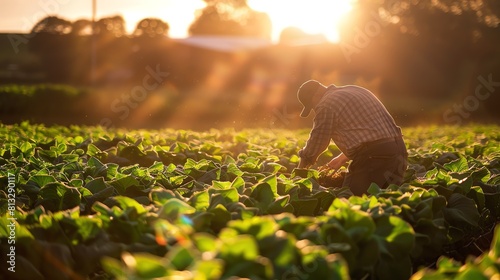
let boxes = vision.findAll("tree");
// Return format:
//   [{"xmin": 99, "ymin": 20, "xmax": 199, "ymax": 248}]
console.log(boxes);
[
  {"xmin": 336, "ymin": 0, "xmax": 500, "ymax": 121},
  {"xmin": 31, "ymin": 16, "xmax": 72, "ymax": 34},
  {"xmin": 95, "ymin": 15, "xmax": 126, "ymax": 37},
  {"xmin": 346, "ymin": 0, "xmax": 500, "ymax": 40},
  {"xmin": 133, "ymin": 18, "xmax": 169, "ymax": 37},
  {"xmin": 71, "ymin": 19, "xmax": 93, "ymax": 36},
  {"xmin": 189, "ymin": 0, "xmax": 272, "ymax": 39}
]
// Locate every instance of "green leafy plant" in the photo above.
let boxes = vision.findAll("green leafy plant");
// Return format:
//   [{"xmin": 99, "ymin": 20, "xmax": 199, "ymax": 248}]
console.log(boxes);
[{"xmin": 0, "ymin": 123, "xmax": 499, "ymax": 279}]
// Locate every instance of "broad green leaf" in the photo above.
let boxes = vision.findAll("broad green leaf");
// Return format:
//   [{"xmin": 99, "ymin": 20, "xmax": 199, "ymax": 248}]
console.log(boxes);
[
  {"xmin": 84, "ymin": 177, "xmax": 107, "ymax": 194},
  {"xmin": 455, "ymin": 268, "xmax": 489, "ymax": 280},
  {"xmin": 102, "ymin": 257, "xmax": 127, "ymax": 278},
  {"xmin": 291, "ymin": 168, "xmax": 319, "ymax": 179},
  {"xmin": 267, "ymin": 195, "xmax": 292, "ymax": 214},
  {"xmin": 38, "ymin": 182, "xmax": 81, "ymax": 211},
  {"xmin": 443, "ymin": 157, "xmax": 469, "ymax": 173},
  {"xmin": 189, "ymin": 191, "xmax": 210, "ymax": 211},
  {"xmin": 88, "ymin": 156, "xmax": 105, "ymax": 169},
  {"xmin": 184, "ymin": 158, "xmax": 211, "ymax": 171},
  {"xmin": 414, "ymin": 201, "xmax": 433, "ymax": 220},
  {"xmin": 19, "ymin": 141, "xmax": 33, "ymax": 154},
  {"xmin": 228, "ymin": 216, "xmax": 277, "ymax": 240},
  {"xmin": 219, "ymin": 234, "xmax": 259, "ymax": 262},
  {"xmin": 239, "ymin": 156, "xmax": 261, "ymax": 172},
  {"xmin": 75, "ymin": 216, "xmax": 103, "ymax": 241},
  {"xmin": 435, "ymin": 256, "xmax": 462, "ymax": 273},
  {"xmin": 148, "ymin": 161, "xmax": 165, "ymax": 173},
  {"xmin": 28, "ymin": 174, "xmax": 56, "ymax": 188},
  {"xmin": 159, "ymin": 198, "xmax": 196, "ymax": 219},
  {"xmin": 374, "ymin": 215, "xmax": 415, "ymax": 258},
  {"xmin": 356, "ymin": 237, "xmax": 380, "ymax": 269},
  {"xmin": 230, "ymin": 176, "xmax": 245, "ymax": 193},
  {"xmin": 92, "ymin": 201, "xmax": 112, "ymax": 216},
  {"xmin": 69, "ymin": 178, "xmax": 84, "ymax": 188},
  {"xmin": 133, "ymin": 253, "xmax": 168, "ymax": 278},
  {"xmin": 331, "ymin": 208, "xmax": 376, "ymax": 242},
  {"xmin": 194, "ymin": 259, "xmax": 224, "ymax": 280},
  {"xmin": 328, "ymin": 198, "xmax": 351, "ymax": 211},
  {"xmin": 258, "ymin": 175, "xmax": 278, "ymax": 196},
  {"xmin": 86, "ymin": 157, "xmax": 108, "ymax": 177},
  {"xmin": 263, "ymin": 162, "xmax": 285, "ymax": 173},
  {"xmin": 258, "ymin": 232, "xmax": 297, "ymax": 267},
  {"xmin": 291, "ymin": 198, "xmax": 318, "ymax": 216},
  {"xmin": 0, "ymin": 217, "xmax": 34, "ymax": 240},
  {"xmin": 89, "ymin": 186, "xmax": 114, "ymax": 202},
  {"xmin": 470, "ymin": 167, "xmax": 491, "ymax": 183},
  {"xmin": 208, "ymin": 204, "xmax": 231, "ymax": 231},
  {"xmin": 431, "ymin": 196, "xmax": 448, "ymax": 213},
  {"xmin": 106, "ymin": 163, "xmax": 119, "ymax": 180},
  {"xmin": 296, "ymin": 177, "xmax": 315, "ymax": 192},
  {"xmin": 227, "ymin": 163, "xmax": 244, "ymax": 176},
  {"xmin": 212, "ymin": 180, "xmax": 232, "ymax": 190},
  {"xmin": 367, "ymin": 183, "xmax": 382, "ymax": 195},
  {"xmin": 39, "ymin": 214, "xmax": 53, "ymax": 228},
  {"xmin": 467, "ymin": 186, "xmax": 485, "ymax": 210},
  {"xmin": 312, "ymin": 191, "xmax": 336, "ymax": 213},
  {"xmin": 211, "ymin": 188, "xmax": 239, "ymax": 204},
  {"xmin": 112, "ymin": 196, "xmax": 146, "ymax": 215},
  {"xmin": 86, "ymin": 143, "xmax": 102, "ymax": 157},
  {"xmin": 119, "ymin": 145, "xmax": 147, "ymax": 161},
  {"xmin": 110, "ymin": 175, "xmax": 140, "ymax": 194},
  {"xmin": 150, "ymin": 189, "xmax": 181, "ymax": 205},
  {"xmin": 442, "ymin": 193, "xmax": 480, "ymax": 227},
  {"xmin": 251, "ymin": 183, "xmax": 276, "ymax": 212},
  {"xmin": 167, "ymin": 246, "xmax": 195, "ymax": 271},
  {"xmin": 192, "ymin": 232, "xmax": 218, "ymax": 252},
  {"xmin": 222, "ymin": 258, "xmax": 274, "ymax": 279}
]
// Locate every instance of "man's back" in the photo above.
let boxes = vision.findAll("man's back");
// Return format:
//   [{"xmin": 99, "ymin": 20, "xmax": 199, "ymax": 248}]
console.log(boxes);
[{"xmin": 318, "ymin": 85, "xmax": 402, "ymax": 157}]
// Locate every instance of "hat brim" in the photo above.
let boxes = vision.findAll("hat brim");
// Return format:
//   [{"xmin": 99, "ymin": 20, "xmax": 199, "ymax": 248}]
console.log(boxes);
[{"xmin": 300, "ymin": 106, "xmax": 312, "ymax": 118}]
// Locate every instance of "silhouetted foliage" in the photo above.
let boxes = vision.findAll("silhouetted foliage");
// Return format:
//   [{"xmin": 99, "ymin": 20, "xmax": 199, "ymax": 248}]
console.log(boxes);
[
  {"xmin": 377, "ymin": 0, "xmax": 500, "ymax": 30},
  {"xmin": 189, "ymin": 0, "xmax": 272, "ymax": 38},
  {"xmin": 71, "ymin": 19, "xmax": 93, "ymax": 36},
  {"xmin": 133, "ymin": 18, "xmax": 169, "ymax": 37},
  {"xmin": 95, "ymin": 15, "xmax": 126, "ymax": 37},
  {"xmin": 3, "ymin": 2, "xmax": 500, "ymax": 127},
  {"xmin": 31, "ymin": 16, "xmax": 72, "ymax": 34}
]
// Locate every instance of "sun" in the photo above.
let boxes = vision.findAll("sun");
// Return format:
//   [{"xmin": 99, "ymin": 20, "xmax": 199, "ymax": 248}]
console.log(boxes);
[{"xmin": 248, "ymin": 0, "xmax": 354, "ymax": 43}]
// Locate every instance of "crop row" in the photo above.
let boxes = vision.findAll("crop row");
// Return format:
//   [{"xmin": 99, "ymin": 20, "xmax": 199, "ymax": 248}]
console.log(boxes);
[{"xmin": 0, "ymin": 122, "xmax": 499, "ymax": 279}]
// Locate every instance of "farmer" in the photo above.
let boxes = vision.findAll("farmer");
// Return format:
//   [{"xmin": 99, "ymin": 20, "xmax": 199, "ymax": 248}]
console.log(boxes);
[{"xmin": 297, "ymin": 80, "xmax": 407, "ymax": 196}]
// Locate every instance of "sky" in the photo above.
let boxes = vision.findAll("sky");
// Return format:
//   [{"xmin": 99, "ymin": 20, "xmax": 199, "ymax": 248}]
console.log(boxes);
[{"xmin": 0, "ymin": 0, "xmax": 353, "ymax": 42}]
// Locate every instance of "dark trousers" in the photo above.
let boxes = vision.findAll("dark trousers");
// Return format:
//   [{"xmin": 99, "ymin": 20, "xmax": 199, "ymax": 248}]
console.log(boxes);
[{"xmin": 343, "ymin": 137, "xmax": 408, "ymax": 196}]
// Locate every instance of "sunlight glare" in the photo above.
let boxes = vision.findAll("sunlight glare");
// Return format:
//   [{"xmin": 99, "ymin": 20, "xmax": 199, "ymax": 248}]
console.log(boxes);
[{"xmin": 248, "ymin": 0, "xmax": 354, "ymax": 43}]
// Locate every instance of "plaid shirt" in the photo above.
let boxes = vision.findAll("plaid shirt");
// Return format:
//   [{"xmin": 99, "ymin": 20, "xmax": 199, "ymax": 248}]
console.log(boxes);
[{"xmin": 299, "ymin": 85, "xmax": 402, "ymax": 163}]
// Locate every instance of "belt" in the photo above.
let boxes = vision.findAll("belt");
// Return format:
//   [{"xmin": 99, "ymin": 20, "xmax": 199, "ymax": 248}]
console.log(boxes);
[
  {"xmin": 365, "ymin": 136, "xmax": 400, "ymax": 146},
  {"xmin": 352, "ymin": 136, "xmax": 402, "ymax": 156}
]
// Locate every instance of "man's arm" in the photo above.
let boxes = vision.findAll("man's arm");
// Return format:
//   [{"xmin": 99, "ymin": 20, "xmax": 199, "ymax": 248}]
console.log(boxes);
[
  {"xmin": 297, "ymin": 158, "xmax": 312, "ymax": 169},
  {"xmin": 298, "ymin": 107, "xmax": 333, "ymax": 168}
]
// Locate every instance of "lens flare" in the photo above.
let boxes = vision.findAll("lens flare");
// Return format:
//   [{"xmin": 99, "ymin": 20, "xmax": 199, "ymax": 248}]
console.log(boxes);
[{"xmin": 249, "ymin": 0, "xmax": 354, "ymax": 42}]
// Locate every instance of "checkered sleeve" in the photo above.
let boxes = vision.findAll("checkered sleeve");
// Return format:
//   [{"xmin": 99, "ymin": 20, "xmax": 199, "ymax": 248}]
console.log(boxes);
[{"xmin": 298, "ymin": 106, "xmax": 333, "ymax": 165}]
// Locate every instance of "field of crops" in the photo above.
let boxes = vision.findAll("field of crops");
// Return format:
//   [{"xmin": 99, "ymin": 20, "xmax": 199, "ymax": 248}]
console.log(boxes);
[{"xmin": 1, "ymin": 122, "xmax": 499, "ymax": 280}]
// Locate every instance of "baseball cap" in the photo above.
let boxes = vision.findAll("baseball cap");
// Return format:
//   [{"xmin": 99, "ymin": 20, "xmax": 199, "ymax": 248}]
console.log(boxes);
[{"xmin": 297, "ymin": 80, "xmax": 321, "ymax": 118}]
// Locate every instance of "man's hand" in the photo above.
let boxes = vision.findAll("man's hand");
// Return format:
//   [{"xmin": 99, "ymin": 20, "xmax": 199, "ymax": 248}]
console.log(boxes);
[{"xmin": 322, "ymin": 153, "xmax": 348, "ymax": 171}]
